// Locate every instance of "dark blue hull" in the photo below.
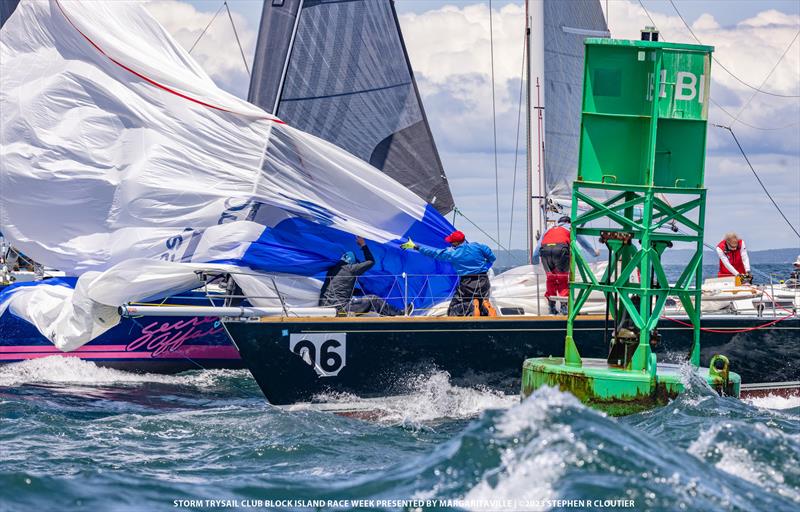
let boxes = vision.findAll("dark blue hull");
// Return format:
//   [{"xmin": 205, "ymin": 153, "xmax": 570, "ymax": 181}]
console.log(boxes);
[{"xmin": 226, "ymin": 315, "xmax": 800, "ymax": 405}]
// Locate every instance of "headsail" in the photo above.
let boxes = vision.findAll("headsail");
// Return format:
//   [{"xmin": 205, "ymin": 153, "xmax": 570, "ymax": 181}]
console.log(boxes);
[
  {"xmin": 543, "ymin": 0, "xmax": 608, "ymax": 210},
  {"xmin": 0, "ymin": 0, "xmax": 456, "ymax": 350},
  {"xmin": 248, "ymin": 0, "xmax": 455, "ymax": 214}
]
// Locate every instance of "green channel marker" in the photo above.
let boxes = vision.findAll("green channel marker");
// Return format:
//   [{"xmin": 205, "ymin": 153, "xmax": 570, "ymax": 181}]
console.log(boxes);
[{"xmin": 521, "ymin": 33, "xmax": 741, "ymax": 415}]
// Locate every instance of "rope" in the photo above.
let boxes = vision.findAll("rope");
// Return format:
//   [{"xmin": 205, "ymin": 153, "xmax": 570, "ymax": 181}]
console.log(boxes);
[
  {"xmin": 508, "ymin": 22, "xmax": 528, "ymax": 251},
  {"xmin": 188, "ymin": 1, "xmax": 226, "ymax": 55},
  {"xmin": 453, "ymin": 207, "xmax": 515, "ymax": 258},
  {"xmin": 636, "ymin": 0, "xmax": 800, "ymax": 130},
  {"xmin": 731, "ymin": 29, "xmax": 800, "ymax": 125},
  {"xmin": 488, "ymin": 1, "xmax": 501, "ymax": 254},
  {"xmin": 664, "ymin": 312, "xmax": 796, "ymax": 333},
  {"xmin": 710, "ymin": 100, "xmax": 800, "ymax": 131},
  {"xmin": 762, "ymin": 288, "xmax": 799, "ymax": 314},
  {"xmin": 224, "ymin": 1, "xmax": 251, "ymax": 76},
  {"xmin": 714, "ymin": 125, "xmax": 800, "ymax": 239},
  {"xmin": 667, "ymin": 0, "xmax": 800, "ymax": 99}
]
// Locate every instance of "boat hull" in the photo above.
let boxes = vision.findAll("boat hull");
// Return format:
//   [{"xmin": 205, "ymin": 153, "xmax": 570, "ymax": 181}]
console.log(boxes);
[
  {"xmin": 225, "ymin": 315, "xmax": 800, "ymax": 405},
  {"xmin": 0, "ymin": 307, "xmax": 243, "ymax": 373}
]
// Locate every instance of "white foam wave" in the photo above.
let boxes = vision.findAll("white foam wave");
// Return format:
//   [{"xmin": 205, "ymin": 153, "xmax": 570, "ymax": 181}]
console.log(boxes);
[
  {"xmin": 0, "ymin": 355, "xmax": 248, "ymax": 387},
  {"xmin": 303, "ymin": 371, "xmax": 517, "ymax": 426},
  {"xmin": 688, "ymin": 422, "xmax": 800, "ymax": 503},
  {"xmin": 465, "ymin": 387, "xmax": 590, "ymax": 510},
  {"xmin": 745, "ymin": 394, "xmax": 800, "ymax": 410}
]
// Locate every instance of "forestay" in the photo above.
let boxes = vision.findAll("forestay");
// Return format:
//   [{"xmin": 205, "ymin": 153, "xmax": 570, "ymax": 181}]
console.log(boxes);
[{"xmin": 0, "ymin": 0, "xmax": 456, "ymax": 350}]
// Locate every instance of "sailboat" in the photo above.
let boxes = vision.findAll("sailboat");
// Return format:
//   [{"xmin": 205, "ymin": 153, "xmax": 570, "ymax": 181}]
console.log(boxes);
[
  {"xmin": 0, "ymin": 0, "xmax": 456, "ymax": 370},
  {"xmin": 0, "ymin": 0, "xmax": 246, "ymax": 371},
  {"xmin": 216, "ymin": 0, "xmax": 799, "ymax": 405},
  {"xmin": 0, "ymin": 0, "xmax": 796, "ymax": 397}
]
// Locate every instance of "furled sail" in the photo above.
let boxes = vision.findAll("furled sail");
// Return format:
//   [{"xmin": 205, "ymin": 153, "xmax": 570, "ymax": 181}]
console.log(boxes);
[
  {"xmin": 543, "ymin": 0, "xmax": 608, "ymax": 209},
  {"xmin": 0, "ymin": 0, "xmax": 456, "ymax": 350},
  {"xmin": 248, "ymin": 0, "xmax": 455, "ymax": 214}
]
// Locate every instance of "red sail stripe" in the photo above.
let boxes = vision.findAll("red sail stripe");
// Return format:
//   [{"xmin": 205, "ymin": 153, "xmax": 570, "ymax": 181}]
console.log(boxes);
[{"xmin": 53, "ymin": 0, "xmax": 284, "ymax": 123}]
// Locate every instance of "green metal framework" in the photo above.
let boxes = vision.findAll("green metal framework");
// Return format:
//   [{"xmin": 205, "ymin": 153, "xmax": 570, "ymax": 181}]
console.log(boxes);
[
  {"xmin": 563, "ymin": 38, "xmax": 714, "ymax": 374},
  {"xmin": 564, "ymin": 183, "xmax": 706, "ymax": 370}
]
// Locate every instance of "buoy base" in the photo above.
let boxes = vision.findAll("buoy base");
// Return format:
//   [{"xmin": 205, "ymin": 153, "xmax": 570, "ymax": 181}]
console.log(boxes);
[{"xmin": 521, "ymin": 357, "xmax": 741, "ymax": 416}]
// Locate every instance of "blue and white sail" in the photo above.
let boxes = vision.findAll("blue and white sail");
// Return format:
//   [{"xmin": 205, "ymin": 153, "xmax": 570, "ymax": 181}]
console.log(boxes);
[{"xmin": 0, "ymin": 0, "xmax": 456, "ymax": 350}]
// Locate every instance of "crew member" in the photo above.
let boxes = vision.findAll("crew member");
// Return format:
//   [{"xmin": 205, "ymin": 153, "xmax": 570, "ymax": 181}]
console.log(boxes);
[
  {"xmin": 786, "ymin": 255, "xmax": 800, "ymax": 287},
  {"xmin": 532, "ymin": 216, "xmax": 599, "ymax": 315},
  {"xmin": 401, "ymin": 230, "xmax": 496, "ymax": 316},
  {"xmin": 319, "ymin": 236, "xmax": 408, "ymax": 316},
  {"xmin": 716, "ymin": 232, "xmax": 751, "ymax": 280}
]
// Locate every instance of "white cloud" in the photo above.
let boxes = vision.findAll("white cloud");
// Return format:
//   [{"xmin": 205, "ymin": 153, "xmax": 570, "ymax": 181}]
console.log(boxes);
[
  {"xmin": 397, "ymin": 1, "xmax": 799, "ymax": 251},
  {"xmin": 601, "ymin": 1, "xmax": 800, "ymax": 138},
  {"xmin": 147, "ymin": 0, "xmax": 797, "ymax": 252},
  {"xmin": 145, "ymin": 0, "xmax": 256, "ymax": 98}
]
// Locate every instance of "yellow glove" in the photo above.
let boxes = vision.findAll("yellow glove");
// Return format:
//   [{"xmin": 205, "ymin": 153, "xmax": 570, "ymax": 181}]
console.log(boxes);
[{"xmin": 400, "ymin": 238, "xmax": 417, "ymax": 250}]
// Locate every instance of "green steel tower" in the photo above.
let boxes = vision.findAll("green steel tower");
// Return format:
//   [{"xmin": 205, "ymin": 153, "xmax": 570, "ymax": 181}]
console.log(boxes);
[{"xmin": 521, "ymin": 34, "xmax": 740, "ymax": 415}]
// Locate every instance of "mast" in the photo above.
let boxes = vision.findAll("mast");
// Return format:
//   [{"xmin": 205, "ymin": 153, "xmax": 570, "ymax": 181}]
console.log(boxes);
[{"xmin": 526, "ymin": 0, "xmax": 546, "ymax": 264}]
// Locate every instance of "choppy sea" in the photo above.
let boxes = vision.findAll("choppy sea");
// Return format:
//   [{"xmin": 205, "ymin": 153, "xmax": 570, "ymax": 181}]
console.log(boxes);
[
  {"xmin": 1, "ymin": 262, "xmax": 798, "ymax": 511},
  {"xmin": 1, "ymin": 357, "xmax": 798, "ymax": 512}
]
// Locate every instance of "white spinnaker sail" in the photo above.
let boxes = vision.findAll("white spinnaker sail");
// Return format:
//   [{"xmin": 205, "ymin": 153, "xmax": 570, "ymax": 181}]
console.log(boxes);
[{"xmin": 0, "ymin": 0, "xmax": 456, "ymax": 350}]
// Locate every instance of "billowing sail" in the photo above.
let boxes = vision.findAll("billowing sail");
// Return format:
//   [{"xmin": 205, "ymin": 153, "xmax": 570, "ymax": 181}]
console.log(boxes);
[
  {"xmin": 248, "ymin": 0, "xmax": 455, "ymax": 214},
  {"xmin": 543, "ymin": 0, "xmax": 608, "ymax": 208},
  {"xmin": 0, "ymin": 0, "xmax": 456, "ymax": 350}
]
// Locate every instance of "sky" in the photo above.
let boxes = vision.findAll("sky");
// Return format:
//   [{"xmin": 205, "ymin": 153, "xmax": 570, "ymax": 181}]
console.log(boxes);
[{"xmin": 148, "ymin": 0, "xmax": 800, "ymax": 254}]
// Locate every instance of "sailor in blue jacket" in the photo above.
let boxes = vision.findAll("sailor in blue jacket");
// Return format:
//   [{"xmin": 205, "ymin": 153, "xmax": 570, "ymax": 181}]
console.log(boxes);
[{"xmin": 402, "ymin": 230, "xmax": 496, "ymax": 316}]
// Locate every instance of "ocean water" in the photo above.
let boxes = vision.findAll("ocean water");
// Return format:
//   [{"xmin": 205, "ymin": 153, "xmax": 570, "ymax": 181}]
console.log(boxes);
[{"xmin": 1, "ymin": 357, "xmax": 798, "ymax": 511}]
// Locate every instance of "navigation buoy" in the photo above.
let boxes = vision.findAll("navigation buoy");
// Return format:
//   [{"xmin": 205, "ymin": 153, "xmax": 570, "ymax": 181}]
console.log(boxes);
[{"xmin": 521, "ymin": 35, "xmax": 741, "ymax": 415}]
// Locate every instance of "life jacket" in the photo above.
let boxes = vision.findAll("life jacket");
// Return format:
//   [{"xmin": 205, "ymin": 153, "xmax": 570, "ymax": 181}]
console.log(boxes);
[
  {"xmin": 541, "ymin": 225, "xmax": 571, "ymax": 246},
  {"xmin": 717, "ymin": 239, "xmax": 746, "ymax": 277}
]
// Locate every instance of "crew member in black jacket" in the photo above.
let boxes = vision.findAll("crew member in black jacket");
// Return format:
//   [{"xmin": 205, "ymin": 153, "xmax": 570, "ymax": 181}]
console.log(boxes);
[{"xmin": 319, "ymin": 236, "xmax": 409, "ymax": 316}]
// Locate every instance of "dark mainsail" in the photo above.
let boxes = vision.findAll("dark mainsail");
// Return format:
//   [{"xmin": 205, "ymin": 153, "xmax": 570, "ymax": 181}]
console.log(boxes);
[
  {"xmin": 249, "ymin": 0, "xmax": 454, "ymax": 214},
  {"xmin": 542, "ymin": 0, "xmax": 609, "ymax": 207},
  {"xmin": 0, "ymin": 0, "xmax": 20, "ymax": 28}
]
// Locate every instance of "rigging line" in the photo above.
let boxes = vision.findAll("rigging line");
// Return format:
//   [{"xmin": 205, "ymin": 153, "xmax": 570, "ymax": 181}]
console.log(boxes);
[
  {"xmin": 488, "ymin": 0, "xmax": 501, "ymax": 255},
  {"xmin": 710, "ymin": 99, "xmax": 800, "ymax": 131},
  {"xmin": 188, "ymin": 1, "xmax": 226, "ymax": 55},
  {"xmin": 667, "ymin": 0, "xmax": 800, "ymax": 98},
  {"xmin": 637, "ymin": 1, "xmax": 800, "ymax": 131},
  {"xmin": 732, "ymin": 29, "xmax": 800, "ymax": 125},
  {"xmin": 636, "ymin": 0, "xmax": 658, "ymax": 31},
  {"xmin": 508, "ymin": 23, "xmax": 527, "ymax": 251},
  {"xmin": 224, "ymin": 1, "xmax": 251, "ymax": 77},
  {"xmin": 454, "ymin": 207, "xmax": 514, "ymax": 257},
  {"xmin": 719, "ymin": 125, "xmax": 800, "ymax": 239}
]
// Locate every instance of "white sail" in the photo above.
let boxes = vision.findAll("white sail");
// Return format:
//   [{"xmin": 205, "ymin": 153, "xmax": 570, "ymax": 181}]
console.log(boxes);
[
  {"xmin": 0, "ymin": 0, "xmax": 457, "ymax": 350},
  {"xmin": 543, "ymin": 0, "xmax": 609, "ymax": 210}
]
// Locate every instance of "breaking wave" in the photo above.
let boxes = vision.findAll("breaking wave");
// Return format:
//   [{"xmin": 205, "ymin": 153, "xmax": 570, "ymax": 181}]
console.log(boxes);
[
  {"xmin": 1, "ymin": 359, "xmax": 798, "ymax": 511},
  {"xmin": 0, "ymin": 355, "xmax": 250, "ymax": 388}
]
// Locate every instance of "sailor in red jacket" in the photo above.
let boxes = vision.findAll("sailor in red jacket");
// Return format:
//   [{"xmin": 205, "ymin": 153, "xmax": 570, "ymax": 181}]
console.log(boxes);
[
  {"xmin": 533, "ymin": 216, "xmax": 599, "ymax": 315},
  {"xmin": 716, "ymin": 232, "xmax": 751, "ymax": 279}
]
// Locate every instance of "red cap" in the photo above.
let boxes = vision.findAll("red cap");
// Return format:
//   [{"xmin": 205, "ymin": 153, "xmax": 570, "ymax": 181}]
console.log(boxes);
[{"xmin": 444, "ymin": 230, "xmax": 465, "ymax": 244}]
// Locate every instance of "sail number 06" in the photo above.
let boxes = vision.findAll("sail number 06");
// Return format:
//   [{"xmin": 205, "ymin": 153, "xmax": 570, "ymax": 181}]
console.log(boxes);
[{"xmin": 289, "ymin": 333, "xmax": 347, "ymax": 377}]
